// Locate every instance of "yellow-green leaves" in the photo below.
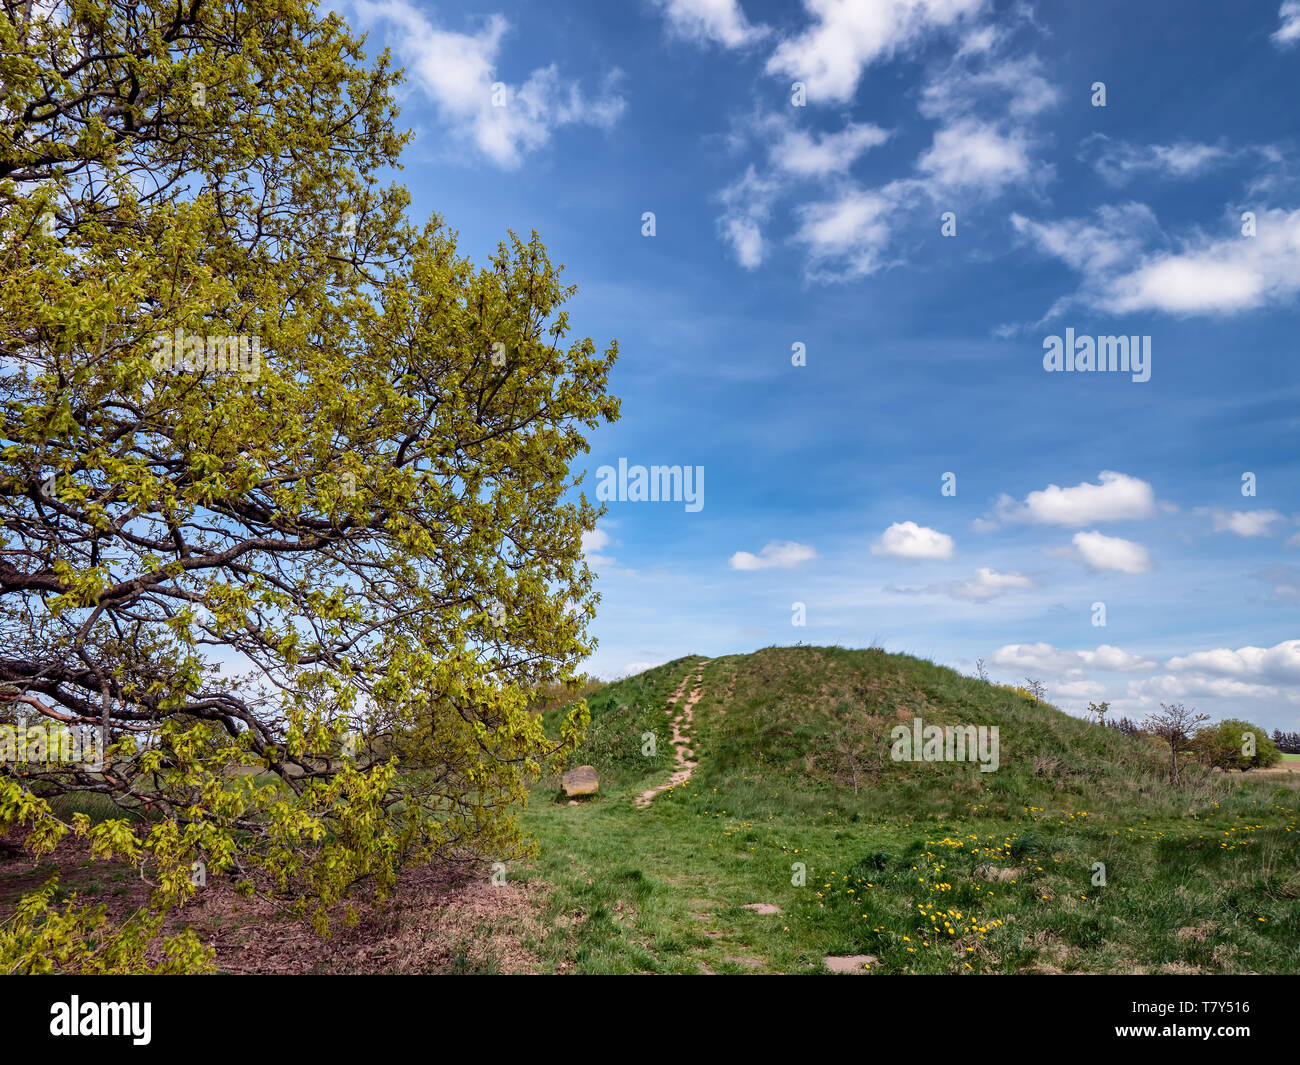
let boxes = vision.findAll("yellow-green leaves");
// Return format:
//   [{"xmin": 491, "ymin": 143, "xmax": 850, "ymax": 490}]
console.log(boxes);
[{"xmin": 1, "ymin": 0, "xmax": 616, "ymax": 970}]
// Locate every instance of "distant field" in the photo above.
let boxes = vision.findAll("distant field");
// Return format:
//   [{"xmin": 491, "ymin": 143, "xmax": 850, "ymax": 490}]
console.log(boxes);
[{"xmin": 1282, "ymin": 753, "xmax": 1300, "ymax": 763}]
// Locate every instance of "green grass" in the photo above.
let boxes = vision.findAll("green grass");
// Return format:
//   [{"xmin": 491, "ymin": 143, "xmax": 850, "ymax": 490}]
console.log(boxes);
[
  {"xmin": 1281, "ymin": 753, "xmax": 1300, "ymax": 763},
  {"xmin": 515, "ymin": 646, "xmax": 1300, "ymax": 974}
]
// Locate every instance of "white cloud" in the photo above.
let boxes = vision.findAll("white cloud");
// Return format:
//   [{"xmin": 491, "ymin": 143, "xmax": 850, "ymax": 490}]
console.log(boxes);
[
  {"xmin": 715, "ymin": 12, "xmax": 1053, "ymax": 279},
  {"xmin": 349, "ymin": 1, "xmax": 624, "ymax": 169},
  {"xmin": 1011, "ymin": 202, "xmax": 1158, "ymax": 281},
  {"xmin": 1166, "ymin": 639, "xmax": 1300, "ymax": 684},
  {"xmin": 1065, "ymin": 530, "xmax": 1153, "ymax": 574},
  {"xmin": 730, "ymin": 540, "xmax": 817, "ymax": 570},
  {"xmin": 1015, "ymin": 204, "xmax": 1300, "ymax": 317},
  {"xmin": 1196, "ymin": 507, "xmax": 1286, "ymax": 537},
  {"xmin": 993, "ymin": 639, "xmax": 1300, "ymax": 719},
  {"xmin": 872, "ymin": 521, "xmax": 955, "ymax": 560},
  {"xmin": 655, "ymin": 0, "xmax": 768, "ymax": 48},
  {"xmin": 1084, "ymin": 645, "xmax": 1160, "ymax": 672},
  {"xmin": 936, "ymin": 567, "xmax": 1034, "ymax": 600},
  {"xmin": 1126, "ymin": 673, "xmax": 1288, "ymax": 702},
  {"xmin": 792, "ymin": 183, "xmax": 902, "ymax": 280},
  {"xmin": 1080, "ymin": 135, "xmax": 1231, "ymax": 186},
  {"xmin": 581, "ymin": 527, "xmax": 610, "ymax": 554},
  {"xmin": 987, "ymin": 471, "xmax": 1156, "ymax": 527},
  {"xmin": 1274, "ymin": 1, "xmax": 1300, "ymax": 46},
  {"xmin": 1054, "ymin": 679, "xmax": 1107, "ymax": 700},
  {"xmin": 917, "ymin": 118, "xmax": 1036, "ymax": 193},
  {"xmin": 992, "ymin": 642, "xmax": 1157, "ymax": 674},
  {"xmin": 581, "ymin": 525, "xmax": 618, "ymax": 569},
  {"xmin": 717, "ymin": 165, "xmax": 781, "ymax": 268},
  {"xmin": 715, "ymin": 118, "xmax": 889, "ymax": 269},
  {"xmin": 765, "ymin": 0, "xmax": 986, "ymax": 104},
  {"xmin": 920, "ymin": 52, "xmax": 1059, "ymax": 121},
  {"xmin": 771, "ymin": 121, "xmax": 890, "ymax": 178}
]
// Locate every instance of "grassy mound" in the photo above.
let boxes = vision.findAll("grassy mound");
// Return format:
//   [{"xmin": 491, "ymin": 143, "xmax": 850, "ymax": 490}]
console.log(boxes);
[{"xmin": 522, "ymin": 645, "xmax": 1300, "ymax": 974}]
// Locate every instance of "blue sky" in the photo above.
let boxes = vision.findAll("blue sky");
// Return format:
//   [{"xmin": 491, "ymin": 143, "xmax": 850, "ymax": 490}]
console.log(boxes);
[{"xmin": 339, "ymin": 0, "xmax": 1300, "ymax": 730}]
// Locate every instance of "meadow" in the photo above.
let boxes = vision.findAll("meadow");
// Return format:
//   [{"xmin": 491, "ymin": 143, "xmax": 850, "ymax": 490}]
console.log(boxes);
[{"xmin": 515, "ymin": 647, "xmax": 1300, "ymax": 974}]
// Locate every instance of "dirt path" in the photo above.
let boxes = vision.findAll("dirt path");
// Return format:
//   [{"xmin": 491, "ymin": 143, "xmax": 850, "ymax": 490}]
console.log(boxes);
[{"xmin": 635, "ymin": 660, "xmax": 707, "ymax": 809}]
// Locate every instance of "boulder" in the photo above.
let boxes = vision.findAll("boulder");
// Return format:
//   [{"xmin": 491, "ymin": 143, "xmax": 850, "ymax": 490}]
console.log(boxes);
[{"xmin": 561, "ymin": 765, "xmax": 599, "ymax": 797}]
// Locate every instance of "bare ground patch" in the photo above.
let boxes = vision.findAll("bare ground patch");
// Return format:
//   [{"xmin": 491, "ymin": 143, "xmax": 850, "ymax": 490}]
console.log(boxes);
[{"xmin": 0, "ymin": 829, "xmax": 546, "ymax": 975}]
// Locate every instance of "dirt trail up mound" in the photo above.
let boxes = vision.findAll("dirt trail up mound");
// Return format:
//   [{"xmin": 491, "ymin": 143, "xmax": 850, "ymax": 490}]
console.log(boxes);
[{"xmin": 635, "ymin": 660, "xmax": 707, "ymax": 808}]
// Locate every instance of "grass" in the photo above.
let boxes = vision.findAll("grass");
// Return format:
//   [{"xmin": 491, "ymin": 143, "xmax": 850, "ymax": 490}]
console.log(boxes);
[{"xmin": 516, "ymin": 646, "xmax": 1300, "ymax": 974}]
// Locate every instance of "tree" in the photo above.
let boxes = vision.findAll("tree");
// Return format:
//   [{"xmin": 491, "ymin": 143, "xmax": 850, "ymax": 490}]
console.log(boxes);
[
  {"xmin": 1194, "ymin": 719, "xmax": 1282, "ymax": 771},
  {"xmin": 1142, "ymin": 703, "xmax": 1210, "ymax": 785},
  {"xmin": 1087, "ymin": 700, "xmax": 1110, "ymax": 726},
  {"xmin": 1024, "ymin": 677, "xmax": 1047, "ymax": 704},
  {"xmin": 0, "ymin": 0, "xmax": 617, "ymax": 969}
]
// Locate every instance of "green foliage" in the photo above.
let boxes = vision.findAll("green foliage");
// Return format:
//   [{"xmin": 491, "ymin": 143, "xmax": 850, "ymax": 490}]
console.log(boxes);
[
  {"xmin": 1193, "ymin": 719, "xmax": 1283, "ymax": 771},
  {"xmin": 0, "ymin": 0, "xmax": 617, "ymax": 968}
]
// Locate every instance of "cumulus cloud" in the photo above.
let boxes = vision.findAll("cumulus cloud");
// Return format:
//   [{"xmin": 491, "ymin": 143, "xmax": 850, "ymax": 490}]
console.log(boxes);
[
  {"xmin": 349, "ymin": 1, "xmax": 624, "ymax": 169},
  {"xmin": 932, "ymin": 567, "xmax": 1034, "ymax": 600},
  {"xmin": 654, "ymin": 0, "xmax": 768, "ymax": 48},
  {"xmin": 1166, "ymin": 639, "xmax": 1300, "ymax": 683},
  {"xmin": 872, "ymin": 521, "xmax": 955, "ymax": 560},
  {"xmin": 1126, "ymin": 673, "xmax": 1288, "ymax": 702},
  {"xmin": 714, "ymin": 117, "xmax": 891, "ymax": 270},
  {"xmin": 1054, "ymin": 679, "xmax": 1107, "ymax": 700},
  {"xmin": 1060, "ymin": 530, "xmax": 1153, "ymax": 574},
  {"xmin": 1014, "ymin": 204, "xmax": 1300, "ymax": 317},
  {"xmin": 917, "ymin": 118, "xmax": 1037, "ymax": 192},
  {"xmin": 993, "ymin": 640, "xmax": 1300, "ymax": 718},
  {"xmin": 991, "ymin": 643, "xmax": 1157, "ymax": 674},
  {"xmin": 730, "ymin": 540, "xmax": 817, "ymax": 570},
  {"xmin": 765, "ymin": 0, "xmax": 986, "ymax": 104},
  {"xmin": 791, "ymin": 184, "xmax": 901, "ymax": 279},
  {"xmin": 1196, "ymin": 507, "xmax": 1286, "ymax": 537},
  {"xmin": 983, "ymin": 471, "xmax": 1156, "ymax": 528}
]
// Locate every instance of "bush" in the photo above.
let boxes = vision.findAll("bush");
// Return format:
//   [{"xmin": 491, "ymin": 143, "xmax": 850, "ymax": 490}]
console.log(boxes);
[{"xmin": 1193, "ymin": 720, "xmax": 1282, "ymax": 771}]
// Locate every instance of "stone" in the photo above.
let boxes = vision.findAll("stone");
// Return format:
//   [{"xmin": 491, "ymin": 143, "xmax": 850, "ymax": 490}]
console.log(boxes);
[{"xmin": 561, "ymin": 765, "xmax": 599, "ymax": 797}]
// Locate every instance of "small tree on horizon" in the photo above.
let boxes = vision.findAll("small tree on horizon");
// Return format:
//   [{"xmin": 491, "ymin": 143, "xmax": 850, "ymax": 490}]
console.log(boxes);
[{"xmin": 1143, "ymin": 703, "xmax": 1210, "ymax": 785}]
